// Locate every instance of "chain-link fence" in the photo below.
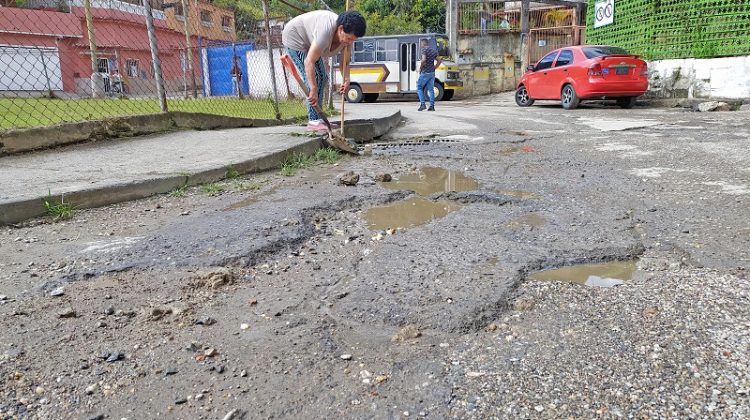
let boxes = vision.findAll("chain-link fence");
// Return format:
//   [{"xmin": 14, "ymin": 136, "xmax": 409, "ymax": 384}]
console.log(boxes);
[{"xmin": 0, "ymin": 0, "xmax": 310, "ymax": 130}]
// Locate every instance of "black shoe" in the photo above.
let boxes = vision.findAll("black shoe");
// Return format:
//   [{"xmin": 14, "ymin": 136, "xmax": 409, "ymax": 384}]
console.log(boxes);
[
  {"xmin": 418, "ymin": 104, "xmax": 426, "ymax": 111},
  {"xmin": 428, "ymin": 106, "xmax": 435, "ymax": 111}
]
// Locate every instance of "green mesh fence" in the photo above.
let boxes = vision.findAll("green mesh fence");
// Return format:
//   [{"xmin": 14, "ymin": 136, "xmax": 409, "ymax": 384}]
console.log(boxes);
[{"xmin": 586, "ymin": 0, "xmax": 750, "ymax": 60}]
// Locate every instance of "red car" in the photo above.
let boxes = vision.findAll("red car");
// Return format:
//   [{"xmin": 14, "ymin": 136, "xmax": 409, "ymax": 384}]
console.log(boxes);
[{"xmin": 515, "ymin": 45, "xmax": 649, "ymax": 110}]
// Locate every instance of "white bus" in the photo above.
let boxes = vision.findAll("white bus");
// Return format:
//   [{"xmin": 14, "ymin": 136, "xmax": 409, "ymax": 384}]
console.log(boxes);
[{"xmin": 335, "ymin": 33, "xmax": 463, "ymax": 103}]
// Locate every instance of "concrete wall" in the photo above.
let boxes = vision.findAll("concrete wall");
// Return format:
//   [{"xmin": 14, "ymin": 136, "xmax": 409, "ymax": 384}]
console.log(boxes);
[
  {"xmin": 453, "ymin": 32, "xmax": 522, "ymax": 97},
  {"xmin": 648, "ymin": 55, "xmax": 750, "ymax": 100}
]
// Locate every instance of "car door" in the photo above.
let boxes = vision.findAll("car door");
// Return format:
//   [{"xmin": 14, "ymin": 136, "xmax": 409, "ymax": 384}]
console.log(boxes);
[
  {"xmin": 545, "ymin": 49, "xmax": 574, "ymax": 98},
  {"xmin": 526, "ymin": 50, "xmax": 559, "ymax": 99}
]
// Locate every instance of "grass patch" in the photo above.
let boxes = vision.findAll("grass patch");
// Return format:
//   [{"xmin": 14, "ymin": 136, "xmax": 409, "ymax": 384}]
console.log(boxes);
[
  {"xmin": 313, "ymin": 147, "xmax": 342, "ymax": 164},
  {"xmin": 225, "ymin": 166, "xmax": 240, "ymax": 179},
  {"xmin": 279, "ymin": 148, "xmax": 343, "ymax": 177},
  {"xmin": 0, "ymin": 97, "xmax": 308, "ymax": 130},
  {"xmin": 43, "ymin": 192, "xmax": 75, "ymax": 221},
  {"xmin": 201, "ymin": 183, "xmax": 225, "ymax": 196},
  {"xmin": 168, "ymin": 185, "xmax": 188, "ymax": 198}
]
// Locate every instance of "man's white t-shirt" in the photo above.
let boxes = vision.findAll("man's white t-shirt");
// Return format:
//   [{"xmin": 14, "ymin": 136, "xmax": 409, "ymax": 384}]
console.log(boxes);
[{"xmin": 282, "ymin": 11, "xmax": 344, "ymax": 57}]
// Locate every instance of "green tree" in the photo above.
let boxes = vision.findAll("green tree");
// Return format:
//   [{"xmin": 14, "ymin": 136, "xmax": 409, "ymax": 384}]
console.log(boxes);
[{"xmin": 363, "ymin": 11, "xmax": 422, "ymax": 35}]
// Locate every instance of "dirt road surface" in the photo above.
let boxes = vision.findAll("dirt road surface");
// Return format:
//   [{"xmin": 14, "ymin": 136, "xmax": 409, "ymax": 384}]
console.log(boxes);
[{"xmin": 1, "ymin": 94, "xmax": 748, "ymax": 419}]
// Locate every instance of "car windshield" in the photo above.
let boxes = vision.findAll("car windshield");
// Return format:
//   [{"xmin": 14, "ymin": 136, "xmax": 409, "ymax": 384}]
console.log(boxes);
[{"xmin": 582, "ymin": 46, "xmax": 630, "ymax": 59}]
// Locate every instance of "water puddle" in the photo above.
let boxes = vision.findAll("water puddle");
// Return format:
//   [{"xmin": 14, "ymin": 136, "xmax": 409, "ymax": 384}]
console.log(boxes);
[
  {"xmin": 506, "ymin": 213, "xmax": 546, "ymax": 229},
  {"xmin": 365, "ymin": 167, "xmax": 478, "ymax": 230},
  {"xmin": 528, "ymin": 260, "xmax": 638, "ymax": 287},
  {"xmin": 379, "ymin": 166, "xmax": 479, "ymax": 195},
  {"xmin": 364, "ymin": 197, "xmax": 463, "ymax": 230}
]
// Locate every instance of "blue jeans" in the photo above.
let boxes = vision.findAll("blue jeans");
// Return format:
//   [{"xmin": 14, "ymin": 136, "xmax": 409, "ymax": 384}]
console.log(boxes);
[
  {"xmin": 286, "ymin": 47, "xmax": 327, "ymax": 121},
  {"xmin": 416, "ymin": 71, "xmax": 435, "ymax": 107}
]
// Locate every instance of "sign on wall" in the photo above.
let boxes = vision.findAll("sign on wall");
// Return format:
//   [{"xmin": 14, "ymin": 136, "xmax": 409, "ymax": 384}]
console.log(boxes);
[{"xmin": 594, "ymin": 0, "xmax": 615, "ymax": 28}]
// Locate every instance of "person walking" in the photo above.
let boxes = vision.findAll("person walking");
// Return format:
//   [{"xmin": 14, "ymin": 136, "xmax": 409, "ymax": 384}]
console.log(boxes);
[
  {"xmin": 416, "ymin": 38, "xmax": 442, "ymax": 111},
  {"xmin": 282, "ymin": 10, "xmax": 366, "ymax": 132}
]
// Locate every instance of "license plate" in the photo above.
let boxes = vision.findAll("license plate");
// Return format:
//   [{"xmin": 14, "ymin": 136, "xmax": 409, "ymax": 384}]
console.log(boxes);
[{"xmin": 615, "ymin": 67, "xmax": 629, "ymax": 75}]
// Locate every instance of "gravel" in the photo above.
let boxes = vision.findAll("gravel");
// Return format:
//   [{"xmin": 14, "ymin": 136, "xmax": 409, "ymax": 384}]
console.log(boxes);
[{"xmin": 451, "ymin": 261, "xmax": 750, "ymax": 418}]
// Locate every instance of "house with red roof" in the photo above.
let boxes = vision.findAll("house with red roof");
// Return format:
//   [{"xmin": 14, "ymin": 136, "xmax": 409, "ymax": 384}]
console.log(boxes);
[{"xmin": 0, "ymin": 0, "xmax": 234, "ymax": 96}]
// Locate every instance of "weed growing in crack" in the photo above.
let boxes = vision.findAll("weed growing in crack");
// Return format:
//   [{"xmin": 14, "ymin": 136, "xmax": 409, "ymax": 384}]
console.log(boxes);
[
  {"xmin": 201, "ymin": 183, "xmax": 225, "ymax": 196},
  {"xmin": 279, "ymin": 148, "xmax": 343, "ymax": 177},
  {"xmin": 169, "ymin": 185, "xmax": 187, "ymax": 198},
  {"xmin": 225, "ymin": 166, "xmax": 240, "ymax": 179},
  {"xmin": 44, "ymin": 191, "xmax": 75, "ymax": 221},
  {"xmin": 314, "ymin": 147, "xmax": 341, "ymax": 164},
  {"xmin": 280, "ymin": 152, "xmax": 315, "ymax": 177}
]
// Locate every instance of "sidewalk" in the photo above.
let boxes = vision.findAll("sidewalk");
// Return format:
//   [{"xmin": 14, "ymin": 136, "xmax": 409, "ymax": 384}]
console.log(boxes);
[{"xmin": 0, "ymin": 107, "xmax": 402, "ymax": 225}]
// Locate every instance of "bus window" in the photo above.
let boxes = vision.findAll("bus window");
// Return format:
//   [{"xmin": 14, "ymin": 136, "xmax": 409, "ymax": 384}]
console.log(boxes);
[
  {"xmin": 376, "ymin": 38, "xmax": 398, "ymax": 61},
  {"xmin": 354, "ymin": 39, "xmax": 376, "ymax": 63},
  {"xmin": 436, "ymin": 37, "xmax": 450, "ymax": 57}
]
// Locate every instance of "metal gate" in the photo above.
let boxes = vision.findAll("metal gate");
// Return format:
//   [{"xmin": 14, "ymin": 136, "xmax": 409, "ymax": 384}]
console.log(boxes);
[
  {"xmin": 528, "ymin": 26, "xmax": 586, "ymax": 64},
  {"xmin": 527, "ymin": 6, "xmax": 586, "ymax": 65}
]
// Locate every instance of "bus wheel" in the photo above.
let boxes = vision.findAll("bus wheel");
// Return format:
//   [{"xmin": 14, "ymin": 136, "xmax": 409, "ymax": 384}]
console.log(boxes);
[
  {"xmin": 363, "ymin": 93, "xmax": 379, "ymax": 103},
  {"xmin": 346, "ymin": 85, "xmax": 363, "ymax": 103},
  {"xmin": 442, "ymin": 89, "xmax": 454, "ymax": 101},
  {"xmin": 424, "ymin": 83, "xmax": 444, "ymax": 101}
]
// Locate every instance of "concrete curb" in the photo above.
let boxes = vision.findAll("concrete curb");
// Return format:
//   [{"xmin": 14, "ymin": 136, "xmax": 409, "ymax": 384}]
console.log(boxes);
[
  {"xmin": 343, "ymin": 110, "xmax": 402, "ymax": 143},
  {"xmin": 0, "ymin": 111, "xmax": 401, "ymax": 225},
  {"xmin": 0, "ymin": 112, "xmax": 298, "ymax": 156}
]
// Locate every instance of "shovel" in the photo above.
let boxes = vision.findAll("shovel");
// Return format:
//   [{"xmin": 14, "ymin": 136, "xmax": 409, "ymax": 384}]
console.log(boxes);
[{"xmin": 279, "ymin": 55, "xmax": 358, "ymax": 155}]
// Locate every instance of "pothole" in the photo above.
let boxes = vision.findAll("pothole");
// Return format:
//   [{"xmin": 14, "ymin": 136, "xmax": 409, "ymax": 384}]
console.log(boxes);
[
  {"xmin": 365, "ymin": 166, "xmax": 478, "ymax": 230},
  {"xmin": 364, "ymin": 197, "xmax": 463, "ymax": 230},
  {"xmin": 379, "ymin": 166, "xmax": 479, "ymax": 195},
  {"xmin": 528, "ymin": 259, "xmax": 639, "ymax": 287}
]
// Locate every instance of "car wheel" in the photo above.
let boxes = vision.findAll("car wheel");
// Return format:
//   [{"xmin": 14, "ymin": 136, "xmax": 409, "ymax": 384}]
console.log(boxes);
[
  {"xmin": 561, "ymin": 84, "xmax": 580, "ymax": 110},
  {"xmin": 424, "ymin": 83, "xmax": 444, "ymax": 102},
  {"xmin": 515, "ymin": 85, "xmax": 534, "ymax": 107},
  {"xmin": 363, "ymin": 93, "xmax": 379, "ymax": 103},
  {"xmin": 616, "ymin": 97, "xmax": 637, "ymax": 109},
  {"xmin": 346, "ymin": 85, "xmax": 363, "ymax": 103},
  {"xmin": 443, "ymin": 89, "xmax": 454, "ymax": 101}
]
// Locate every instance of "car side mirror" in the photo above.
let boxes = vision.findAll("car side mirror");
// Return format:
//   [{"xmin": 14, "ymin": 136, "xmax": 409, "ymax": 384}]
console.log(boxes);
[{"xmin": 527, "ymin": 65, "xmax": 535, "ymax": 72}]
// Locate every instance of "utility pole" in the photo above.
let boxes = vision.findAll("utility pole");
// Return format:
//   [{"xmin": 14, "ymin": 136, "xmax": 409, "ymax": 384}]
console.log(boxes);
[
  {"xmin": 143, "ymin": 0, "xmax": 168, "ymax": 112},
  {"xmin": 520, "ymin": 0, "xmax": 530, "ymax": 72},
  {"xmin": 83, "ymin": 0, "xmax": 103, "ymax": 98},
  {"xmin": 261, "ymin": 0, "xmax": 281, "ymax": 119},
  {"xmin": 181, "ymin": 0, "xmax": 197, "ymax": 98}
]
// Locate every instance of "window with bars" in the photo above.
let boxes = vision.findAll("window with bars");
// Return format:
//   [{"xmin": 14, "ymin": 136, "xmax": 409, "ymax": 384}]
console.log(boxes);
[
  {"xmin": 126, "ymin": 59, "xmax": 139, "ymax": 78},
  {"xmin": 221, "ymin": 15, "xmax": 232, "ymax": 31},
  {"xmin": 200, "ymin": 10, "xmax": 212, "ymax": 26}
]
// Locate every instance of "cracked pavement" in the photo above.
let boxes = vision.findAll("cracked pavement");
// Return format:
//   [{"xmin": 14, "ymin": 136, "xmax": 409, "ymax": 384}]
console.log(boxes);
[{"xmin": 0, "ymin": 93, "xmax": 748, "ymax": 418}]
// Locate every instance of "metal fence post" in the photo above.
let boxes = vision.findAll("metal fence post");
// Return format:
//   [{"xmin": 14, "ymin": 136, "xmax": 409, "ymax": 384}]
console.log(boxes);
[
  {"xmin": 83, "ymin": 0, "xmax": 103, "ymax": 98},
  {"xmin": 143, "ymin": 0, "xmax": 168, "ymax": 112},
  {"xmin": 39, "ymin": 49, "xmax": 53, "ymax": 98},
  {"xmin": 181, "ymin": 0, "xmax": 197, "ymax": 98},
  {"xmin": 261, "ymin": 0, "xmax": 281, "ymax": 119}
]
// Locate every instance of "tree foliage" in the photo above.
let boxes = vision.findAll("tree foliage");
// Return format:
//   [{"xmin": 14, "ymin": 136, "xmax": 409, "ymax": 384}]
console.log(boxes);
[{"xmin": 217, "ymin": 0, "xmax": 445, "ymax": 39}]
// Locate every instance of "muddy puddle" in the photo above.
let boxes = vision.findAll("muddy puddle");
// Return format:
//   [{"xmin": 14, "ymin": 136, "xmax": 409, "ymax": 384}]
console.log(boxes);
[
  {"xmin": 379, "ymin": 166, "xmax": 479, "ymax": 195},
  {"xmin": 366, "ymin": 167, "xmax": 478, "ymax": 230},
  {"xmin": 365, "ymin": 197, "xmax": 464, "ymax": 230},
  {"xmin": 528, "ymin": 260, "xmax": 638, "ymax": 287}
]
